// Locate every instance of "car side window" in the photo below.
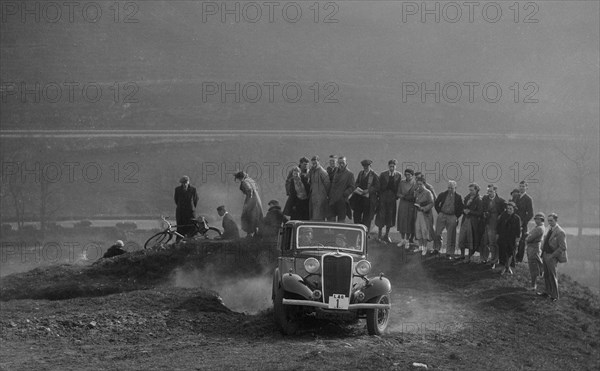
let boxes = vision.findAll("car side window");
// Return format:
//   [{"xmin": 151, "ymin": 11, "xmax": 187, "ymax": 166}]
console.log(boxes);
[{"xmin": 280, "ymin": 226, "xmax": 292, "ymax": 251}]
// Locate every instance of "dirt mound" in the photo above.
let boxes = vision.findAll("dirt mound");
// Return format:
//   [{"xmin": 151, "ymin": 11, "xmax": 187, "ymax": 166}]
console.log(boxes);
[{"xmin": 0, "ymin": 238, "xmax": 277, "ymax": 301}]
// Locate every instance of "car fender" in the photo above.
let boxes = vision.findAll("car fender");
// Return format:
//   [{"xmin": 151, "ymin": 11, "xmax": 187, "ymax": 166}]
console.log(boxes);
[
  {"xmin": 362, "ymin": 277, "xmax": 391, "ymax": 302},
  {"xmin": 272, "ymin": 268, "xmax": 280, "ymax": 300},
  {"xmin": 281, "ymin": 273, "xmax": 313, "ymax": 299}
]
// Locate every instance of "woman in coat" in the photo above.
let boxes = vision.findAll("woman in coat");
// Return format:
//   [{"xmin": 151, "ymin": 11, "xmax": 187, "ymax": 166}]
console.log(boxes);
[
  {"xmin": 495, "ymin": 201, "xmax": 522, "ymax": 275},
  {"xmin": 234, "ymin": 171, "xmax": 264, "ymax": 237},
  {"xmin": 284, "ymin": 167, "xmax": 310, "ymax": 221},
  {"xmin": 414, "ymin": 176, "xmax": 434, "ymax": 255},
  {"xmin": 458, "ymin": 183, "xmax": 484, "ymax": 262}
]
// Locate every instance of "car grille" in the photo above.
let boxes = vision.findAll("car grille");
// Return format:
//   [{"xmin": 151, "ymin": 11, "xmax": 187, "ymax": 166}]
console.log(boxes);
[{"xmin": 322, "ymin": 254, "xmax": 352, "ymax": 303}]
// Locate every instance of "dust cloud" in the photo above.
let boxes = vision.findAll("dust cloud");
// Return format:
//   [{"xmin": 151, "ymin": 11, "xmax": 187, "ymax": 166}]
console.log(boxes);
[{"xmin": 172, "ymin": 265, "xmax": 272, "ymax": 314}]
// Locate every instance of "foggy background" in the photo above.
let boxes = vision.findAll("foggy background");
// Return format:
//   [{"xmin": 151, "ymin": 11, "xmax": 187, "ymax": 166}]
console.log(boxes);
[{"xmin": 1, "ymin": 1, "xmax": 599, "ymax": 287}]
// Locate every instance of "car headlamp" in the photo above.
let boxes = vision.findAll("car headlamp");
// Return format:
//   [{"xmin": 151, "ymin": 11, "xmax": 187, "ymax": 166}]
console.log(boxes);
[
  {"xmin": 304, "ymin": 257, "xmax": 320, "ymax": 274},
  {"xmin": 355, "ymin": 260, "xmax": 371, "ymax": 276}
]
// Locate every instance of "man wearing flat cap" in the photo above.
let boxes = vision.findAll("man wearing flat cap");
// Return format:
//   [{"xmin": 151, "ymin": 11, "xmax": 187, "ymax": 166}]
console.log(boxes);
[
  {"xmin": 174, "ymin": 175, "xmax": 199, "ymax": 241},
  {"xmin": 375, "ymin": 159, "xmax": 402, "ymax": 242},
  {"xmin": 352, "ymin": 159, "xmax": 379, "ymax": 232}
]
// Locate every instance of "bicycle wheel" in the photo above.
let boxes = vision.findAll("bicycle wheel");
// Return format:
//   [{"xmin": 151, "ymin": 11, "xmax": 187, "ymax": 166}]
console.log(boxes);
[
  {"xmin": 144, "ymin": 232, "xmax": 172, "ymax": 250},
  {"xmin": 203, "ymin": 227, "xmax": 222, "ymax": 240}
]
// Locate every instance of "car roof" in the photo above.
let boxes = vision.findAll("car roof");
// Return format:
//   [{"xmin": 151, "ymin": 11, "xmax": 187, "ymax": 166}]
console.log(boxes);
[{"xmin": 284, "ymin": 220, "xmax": 368, "ymax": 232}]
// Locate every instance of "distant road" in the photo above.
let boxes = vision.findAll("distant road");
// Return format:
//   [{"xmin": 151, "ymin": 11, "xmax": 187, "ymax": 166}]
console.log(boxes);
[{"xmin": 0, "ymin": 130, "xmax": 586, "ymax": 141}]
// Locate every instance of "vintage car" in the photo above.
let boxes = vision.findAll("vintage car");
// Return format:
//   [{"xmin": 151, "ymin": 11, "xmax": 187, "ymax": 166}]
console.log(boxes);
[{"xmin": 272, "ymin": 221, "xmax": 391, "ymax": 335}]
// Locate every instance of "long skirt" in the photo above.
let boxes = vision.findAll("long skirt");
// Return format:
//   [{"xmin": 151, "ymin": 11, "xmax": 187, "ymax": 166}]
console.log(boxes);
[{"xmin": 397, "ymin": 199, "xmax": 416, "ymax": 235}]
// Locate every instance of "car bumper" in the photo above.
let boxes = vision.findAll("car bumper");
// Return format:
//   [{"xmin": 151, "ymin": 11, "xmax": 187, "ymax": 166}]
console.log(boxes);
[{"xmin": 282, "ymin": 299, "xmax": 391, "ymax": 310}]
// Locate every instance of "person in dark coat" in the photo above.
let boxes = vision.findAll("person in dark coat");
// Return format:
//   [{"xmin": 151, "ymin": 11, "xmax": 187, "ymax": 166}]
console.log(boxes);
[
  {"xmin": 352, "ymin": 159, "xmax": 380, "ymax": 232},
  {"xmin": 496, "ymin": 201, "xmax": 522, "ymax": 275},
  {"xmin": 433, "ymin": 180, "xmax": 464, "ymax": 257},
  {"xmin": 396, "ymin": 168, "xmax": 417, "ymax": 248},
  {"xmin": 261, "ymin": 200, "xmax": 288, "ymax": 237},
  {"xmin": 103, "ymin": 240, "xmax": 126, "ymax": 258},
  {"xmin": 481, "ymin": 184, "xmax": 506, "ymax": 265},
  {"xmin": 217, "ymin": 205, "xmax": 240, "ymax": 240},
  {"xmin": 375, "ymin": 159, "xmax": 402, "ymax": 242},
  {"xmin": 174, "ymin": 175, "xmax": 199, "ymax": 241},
  {"xmin": 458, "ymin": 183, "xmax": 484, "ymax": 262},
  {"xmin": 328, "ymin": 156, "xmax": 355, "ymax": 222},
  {"xmin": 283, "ymin": 157, "xmax": 310, "ymax": 217},
  {"xmin": 515, "ymin": 181, "xmax": 534, "ymax": 263},
  {"xmin": 284, "ymin": 166, "xmax": 310, "ymax": 220},
  {"xmin": 326, "ymin": 155, "xmax": 338, "ymax": 183}
]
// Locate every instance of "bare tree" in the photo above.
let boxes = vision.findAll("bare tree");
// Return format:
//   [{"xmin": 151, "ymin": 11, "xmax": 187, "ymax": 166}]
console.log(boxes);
[{"xmin": 554, "ymin": 136, "xmax": 600, "ymax": 239}]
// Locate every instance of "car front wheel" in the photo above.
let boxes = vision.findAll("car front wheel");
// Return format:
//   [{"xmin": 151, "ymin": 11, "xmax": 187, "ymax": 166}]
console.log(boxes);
[
  {"xmin": 366, "ymin": 294, "xmax": 390, "ymax": 335},
  {"xmin": 273, "ymin": 285, "xmax": 299, "ymax": 335}
]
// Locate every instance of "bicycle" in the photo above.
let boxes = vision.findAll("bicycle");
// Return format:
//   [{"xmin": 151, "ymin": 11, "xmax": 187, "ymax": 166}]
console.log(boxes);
[{"xmin": 144, "ymin": 216, "xmax": 222, "ymax": 250}]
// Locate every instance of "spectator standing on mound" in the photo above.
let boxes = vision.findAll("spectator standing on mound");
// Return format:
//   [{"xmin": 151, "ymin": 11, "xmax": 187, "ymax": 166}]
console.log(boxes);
[
  {"xmin": 397, "ymin": 168, "xmax": 417, "ymax": 248},
  {"xmin": 515, "ymin": 181, "xmax": 534, "ymax": 263},
  {"xmin": 328, "ymin": 156, "xmax": 355, "ymax": 222},
  {"xmin": 538, "ymin": 213, "xmax": 568, "ymax": 302},
  {"xmin": 103, "ymin": 240, "xmax": 126, "ymax": 258},
  {"xmin": 234, "ymin": 171, "xmax": 264, "ymax": 237},
  {"xmin": 174, "ymin": 175, "xmax": 199, "ymax": 241},
  {"xmin": 526, "ymin": 212, "xmax": 546, "ymax": 291},
  {"xmin": 284, "ymin": 166, "xmax": 310, "ymax": 220},
  {"xmin": 217, "ymin": 205, "xmax": 240, "ymax": 240},
  {"xmin": 308, "ymin": 156, "xmax": 331, "ymax": 221},
  {"xmin": 375, "ymin": 159, "xmax": 402, "ymax": 243},
  {"xmin": 496, "ymin": 201, "xmax": 521, "ymax": 275},
  {"xmin": 261, "ymin": 200, "xmax": 288, "ymax": 237}
]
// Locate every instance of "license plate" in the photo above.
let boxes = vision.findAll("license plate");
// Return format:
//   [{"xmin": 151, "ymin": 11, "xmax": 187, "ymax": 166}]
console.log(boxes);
[{"xmin": 328, "ymin": 294, "xmax": 349, "ymax": 310}]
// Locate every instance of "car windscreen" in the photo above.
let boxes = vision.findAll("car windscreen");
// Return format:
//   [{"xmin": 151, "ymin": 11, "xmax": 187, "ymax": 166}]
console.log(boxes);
[{"xmin": 296, "ymin": 226, "xmax": 363, "ymax": 251}]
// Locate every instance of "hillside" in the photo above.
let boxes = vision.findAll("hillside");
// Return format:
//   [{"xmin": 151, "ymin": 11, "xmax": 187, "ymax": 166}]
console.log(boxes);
[{"xmin": 1, "ymin": 238, "xmax": 599, "ymax": 370}]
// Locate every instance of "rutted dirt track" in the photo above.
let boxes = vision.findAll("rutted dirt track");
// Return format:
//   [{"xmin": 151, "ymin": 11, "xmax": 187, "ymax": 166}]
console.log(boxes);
[{"xmin": 1, "ymin": 240, "xmax": 599, "ymax": 370}]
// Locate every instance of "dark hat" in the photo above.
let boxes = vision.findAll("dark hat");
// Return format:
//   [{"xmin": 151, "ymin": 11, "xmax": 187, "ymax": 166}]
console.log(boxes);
[
  {"xmin": 217, "ymin": 205, "xmax": 226, "ymax": 211},
  {"xmin": 510, "ymin": 188, "xmax": 520, "ymax": 195},
  {"xmin": 361, "ymin": 159, "xmax": 372, "ymax": 166},
  {"xmin": 234, "ymin": 171, "xmax": 246, "ymax": 180},
  {"xmin": 534, "ymin": 212, "xmax": 545, "ymax": 221},
  {"xmin": 388, "ymin": 159, "xmax": 398, "ymax": 165},
  {"xmin": 329, "ymin": 154, "xmax": 337, "ymax": 159},
  {"xmin": 404, "ymin": 168, "xmax": 415, "ymax": 175},
  {"xmin": 299, "ymin": 157, "xmax": 309, "ymax": 164},
  {"xmin": 268, "ymin": 200, "xmax": 279, "ymax": 207},
  {"xmin": 179, "ymin": 175, "xmax": 190, "ymax": 183}
]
